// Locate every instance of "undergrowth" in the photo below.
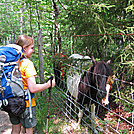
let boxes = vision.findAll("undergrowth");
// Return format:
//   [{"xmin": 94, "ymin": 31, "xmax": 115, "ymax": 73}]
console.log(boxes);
[{"xmin": 34, "ymin": 89, "xmax": 66, "ymax": 134}]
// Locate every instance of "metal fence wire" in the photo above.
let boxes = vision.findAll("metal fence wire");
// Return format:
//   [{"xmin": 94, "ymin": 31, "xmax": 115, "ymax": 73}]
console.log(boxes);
[{"xmin": 52, "ymin": 62, "xmax": 134, "ymax": 134}]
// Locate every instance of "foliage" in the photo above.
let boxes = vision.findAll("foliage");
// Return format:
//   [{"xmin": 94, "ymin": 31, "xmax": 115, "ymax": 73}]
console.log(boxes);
[
  {"xmin": 61, "ymin": 0, "xmax": 133, "ymax": 59},
  {"xmin": 113, "ymin": 43, "xmax": 133, "ymax": 111},
  {"xmin": 114, "ymin": 43, "xmax": 134, "ymax": 81},
  {"xmin": 0, "ymin": 0, "xmax": 133, "ymax": 61},
  {"xmin": 0, "ymin": 0, "xmax": 133, "ymax": 133}
]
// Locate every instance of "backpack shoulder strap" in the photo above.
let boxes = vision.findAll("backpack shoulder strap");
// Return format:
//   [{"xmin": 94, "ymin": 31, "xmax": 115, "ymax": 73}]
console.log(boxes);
[{"xmin": 18, "ymin": 57, "xmax": 33, "ymax": 120}]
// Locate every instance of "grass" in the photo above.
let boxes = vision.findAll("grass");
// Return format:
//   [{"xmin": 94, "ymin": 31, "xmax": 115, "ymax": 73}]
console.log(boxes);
[{"xmin": 34, "ymin": 89, "xmax": 67, "ymax": 134}]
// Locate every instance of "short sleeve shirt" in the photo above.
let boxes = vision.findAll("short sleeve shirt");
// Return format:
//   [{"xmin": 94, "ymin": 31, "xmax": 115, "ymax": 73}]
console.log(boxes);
[{"xmin": 20, "ymin": 59, "xmax": 37, "ymax": 107}]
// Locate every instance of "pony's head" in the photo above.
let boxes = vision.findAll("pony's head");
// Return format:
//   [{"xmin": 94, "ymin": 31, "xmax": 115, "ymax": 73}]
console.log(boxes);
[{"xmin": 92, "ymin": 56, "xmax": 112, "ymax": 99}]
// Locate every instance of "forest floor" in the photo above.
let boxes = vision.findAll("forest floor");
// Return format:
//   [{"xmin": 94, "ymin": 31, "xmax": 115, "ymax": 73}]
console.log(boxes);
[
  {"xmin": 0, "ymin": 110, "xmax": 12, "ymax": 134},
  {"xmin": 0, "ymin": 110, "xmax": 38, "ymax": 134},
  {"xmin": 0, "ymin": 97, "xmax": 133, "ymax": 134}
]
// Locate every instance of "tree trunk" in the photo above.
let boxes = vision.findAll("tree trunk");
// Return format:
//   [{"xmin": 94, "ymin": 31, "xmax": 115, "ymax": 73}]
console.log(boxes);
[
  {"xmin": 52, "ymin": 0, "xmax": 62, "ymax": 53},
  {"xmin": 20, "ymin": 8, "xmax": 23, "ymax": 34},
  {"xmin": 37, "ymin": 30, "xmax": 45, "ymax": 84}
]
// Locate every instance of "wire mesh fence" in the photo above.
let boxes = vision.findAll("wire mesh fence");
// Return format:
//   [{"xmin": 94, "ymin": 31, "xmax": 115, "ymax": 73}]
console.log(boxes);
[{"xmin": 52, "ymin": 58, "xmax": 134, "ymax": 134}]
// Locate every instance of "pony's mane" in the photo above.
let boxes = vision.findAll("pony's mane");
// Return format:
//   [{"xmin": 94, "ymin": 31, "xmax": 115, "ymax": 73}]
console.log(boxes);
[
  {"xmin": 80, "ymin": 71, "xmax": 87, "ymax": 82},
  {"xmin": 80, "ymin": 66, "xmax": 93, "ymax": 83}
]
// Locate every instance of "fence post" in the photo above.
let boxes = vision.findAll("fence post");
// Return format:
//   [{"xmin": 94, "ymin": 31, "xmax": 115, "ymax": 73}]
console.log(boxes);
[{"xmin": 91, "ymin": 104, "xmax": 98, "ymax": 134}]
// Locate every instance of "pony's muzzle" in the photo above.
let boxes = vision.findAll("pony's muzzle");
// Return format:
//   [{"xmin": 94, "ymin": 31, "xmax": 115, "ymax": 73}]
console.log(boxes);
[
  {"xmin": 102, "ymin": 98, "xmax": 109, "ymax": 105},
  {"xmin": 102, "ymin": 84, "xmax": 111, "ymax": 105}
]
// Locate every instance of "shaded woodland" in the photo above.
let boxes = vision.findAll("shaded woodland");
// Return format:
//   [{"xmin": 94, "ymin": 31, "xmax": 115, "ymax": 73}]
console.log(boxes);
[{"xmin": 0, "ymin": 0, "xmax": 133, "ymax": 133}]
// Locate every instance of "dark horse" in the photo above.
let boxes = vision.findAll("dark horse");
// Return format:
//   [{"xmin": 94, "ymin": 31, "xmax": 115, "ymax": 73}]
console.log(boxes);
[
  {"xmin": 53, "ymin": 53, "xmax": 68, "ymax": 90},
  {"xmin": 67, "ymin": 56, "xmax": 112, "ymax": 131}
]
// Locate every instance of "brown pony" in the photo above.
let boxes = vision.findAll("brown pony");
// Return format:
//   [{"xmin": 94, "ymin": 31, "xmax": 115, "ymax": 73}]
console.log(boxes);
[{"xmin": 67, "ymin": 56, "xmax": 112, "ymax": 131}]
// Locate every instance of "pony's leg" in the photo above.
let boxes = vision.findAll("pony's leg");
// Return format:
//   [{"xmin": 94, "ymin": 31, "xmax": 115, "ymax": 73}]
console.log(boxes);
[
  {"xmin": 91, "ymin": 104, "xmax": 98, "ymax": 134},
  {"xmin": 70, "ymin": 97, "xmax": 72, "ymax": 118},
  {"xmin": 67, "ymin": 96, "xmax": 72, "ymax": 118},
  {"xmin": 74, "ymin": 100, "xmax": 77, "ymax": 119},
  {"xmin": 76, "ymin": 108, "xmax": 83, "ymax": 129}
]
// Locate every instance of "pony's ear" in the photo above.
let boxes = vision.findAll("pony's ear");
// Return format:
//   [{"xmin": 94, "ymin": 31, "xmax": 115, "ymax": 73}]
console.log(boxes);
[
  {"xmin": 92, "ymin": 56, "xmax": 96, "ymax": 65},
  {"xmin": 107, "ymin": 60, "xmax": 111, "ymax": 64}
]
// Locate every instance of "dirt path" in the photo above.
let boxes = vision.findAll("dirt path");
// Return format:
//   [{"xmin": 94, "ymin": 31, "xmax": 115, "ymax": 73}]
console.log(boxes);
[{"xmin": 0, "ymin": 110, "xmax": 12, "ymax": 134}]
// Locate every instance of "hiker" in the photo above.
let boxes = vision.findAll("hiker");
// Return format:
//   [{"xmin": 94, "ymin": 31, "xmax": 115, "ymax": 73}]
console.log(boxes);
[{"xmin": 9, "ymin": 35, "xmax": 55, "ymax": 134}]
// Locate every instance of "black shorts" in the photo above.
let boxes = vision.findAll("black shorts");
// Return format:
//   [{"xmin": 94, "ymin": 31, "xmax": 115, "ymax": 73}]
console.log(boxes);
[{"xmin": 8, "ymin": 106, "xmax": 37, "ymax": 128}]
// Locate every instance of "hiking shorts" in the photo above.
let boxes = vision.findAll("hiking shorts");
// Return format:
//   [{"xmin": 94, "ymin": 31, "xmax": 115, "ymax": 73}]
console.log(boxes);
[{"xmin": 8, "ymin": 106, "xmax": 37, "ymax": 128}]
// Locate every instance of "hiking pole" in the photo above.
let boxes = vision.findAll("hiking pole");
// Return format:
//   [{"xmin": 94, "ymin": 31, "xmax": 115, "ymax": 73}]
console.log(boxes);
[{"xmin": 46, "ymin": 75, "xmax": 53, "ymax": 134}]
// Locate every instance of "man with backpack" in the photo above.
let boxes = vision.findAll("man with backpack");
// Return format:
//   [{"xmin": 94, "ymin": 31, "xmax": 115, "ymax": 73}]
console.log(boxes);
[{"xmin": 0, "ymin": 35, "xmax": 55, "ymax": 134}]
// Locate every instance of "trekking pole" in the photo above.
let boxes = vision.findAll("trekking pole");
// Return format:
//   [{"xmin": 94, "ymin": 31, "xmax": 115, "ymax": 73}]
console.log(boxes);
[{"xmin": 46, "ymin": 75, "xmax": 53, "ymax": 134}]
